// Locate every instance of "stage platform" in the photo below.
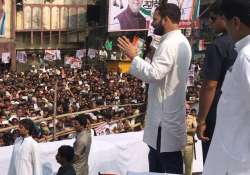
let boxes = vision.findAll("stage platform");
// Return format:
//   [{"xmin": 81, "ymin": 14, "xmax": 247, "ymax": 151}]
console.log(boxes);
[{"xmin": 0, "ymin": 131, "xmax": 203, "ymax": 175}]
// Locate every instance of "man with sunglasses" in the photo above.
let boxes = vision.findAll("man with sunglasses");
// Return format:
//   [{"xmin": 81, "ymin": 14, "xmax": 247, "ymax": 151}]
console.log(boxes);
[{"xmin": 197, "ymin": 2, "xmax": 237, "ymax": 163}]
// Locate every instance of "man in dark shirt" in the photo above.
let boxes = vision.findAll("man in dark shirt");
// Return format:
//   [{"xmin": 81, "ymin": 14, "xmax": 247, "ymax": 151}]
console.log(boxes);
[
  {"xmin": 114, "ymin": 0, "xmax": 146, "ymax": 30},
  {"xmin": 56, "ymin": 145, "xmax": 76, "ymax": 175},
  {"xmin": 197, "ymin": 2, "xmax": 237, "ymax": 163}
]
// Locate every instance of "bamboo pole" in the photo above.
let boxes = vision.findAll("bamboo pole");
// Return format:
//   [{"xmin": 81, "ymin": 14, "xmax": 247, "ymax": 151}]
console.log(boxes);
[
  {"xmin": 38, "ymin": 113, "xmax": 144, "ymax": 142},
  {"xmin": 0, "ymin": 103, "xmax": 144, "ymax": 133},
  {"xmin": 53, "ymin": 80, "xmax": 58, "ymax": 141}
]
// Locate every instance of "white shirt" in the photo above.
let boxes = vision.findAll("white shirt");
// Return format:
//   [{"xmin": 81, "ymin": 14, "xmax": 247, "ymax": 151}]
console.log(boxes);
[
  {"xmin": 109, "ymin": 18, "xmax": 121, "ymax": 31},
  {"xmin": 8, "ymin": 137, "xmax": 42, "ymax": 175},
  {"xmin": 130, "ymin": 30, "xmax": 192, "ymax": 152},
  {"xmin": 204, "ymin": 35, "xmax": 250, "ymax": 174}
]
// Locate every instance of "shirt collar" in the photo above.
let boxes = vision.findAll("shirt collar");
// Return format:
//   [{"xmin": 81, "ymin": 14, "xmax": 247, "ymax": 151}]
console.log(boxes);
[
  {"xmin": 235, "ymin": 34, "xmax": 250, "ymax": 52},
  {"xmin": 23, "ymin": 136, "xmax": 32, "ymax": 140},
  {"xmin": 76, "ymin": 128, "xmax": 87, "ymax": 136},
  {"xmin": 161, "ymin": 30, "xmax": 181, "ymax": 41},
  {"xmin": 20, "ymin": 136, "xmax": 32, "ymax": 144}
]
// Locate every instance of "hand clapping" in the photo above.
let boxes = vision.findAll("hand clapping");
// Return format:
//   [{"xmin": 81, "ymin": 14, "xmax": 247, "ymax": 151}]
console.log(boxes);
[{"xmin": 117, "ymin": 36, "xmax": 138, "ymax": 60}]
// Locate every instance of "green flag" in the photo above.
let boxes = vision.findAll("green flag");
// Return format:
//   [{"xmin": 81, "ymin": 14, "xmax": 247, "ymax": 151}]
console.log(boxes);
[{"xmin": 105, "ymin": 40, "xmax": 113, "ymax": 51}]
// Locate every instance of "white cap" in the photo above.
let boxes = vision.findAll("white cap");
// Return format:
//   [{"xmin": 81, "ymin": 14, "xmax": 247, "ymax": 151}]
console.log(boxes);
[
  {"xmin": 131, "ymin": 99, "xmax": 137, "ymax": 104},
  {"xmin": 88, "ymin": 113, "xmax": 97, "ymax": 120},
  {"xmin": 9, "ymin": 115, "xmax": 18, "ymax": 121},
  {"xmin": 97, "ymin": 115, "xmax": 103, "ymax": 119},
  {"xmin": 118, "ymin": 108, "xmax": 125, "ymax": 112},
  {"xmin": 40, "ymin": 121, "xmax": 47, "ymax": 125},
  {"xmin": 20, "ymin": 117, "xmax": 27, "ymax": 120}
]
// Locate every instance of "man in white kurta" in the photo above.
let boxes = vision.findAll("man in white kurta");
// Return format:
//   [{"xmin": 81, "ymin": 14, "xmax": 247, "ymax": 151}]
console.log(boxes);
[
  {"xmin": 203, "ymin": 0, "xmax": 250, "ymax": 174},
  {"xmin": 8, "ymin": 128, "xmax": 42, "ymax": 175},
  {"xmin": 118, "ymin": 3, "xmax": 191, "ymax": 173}
]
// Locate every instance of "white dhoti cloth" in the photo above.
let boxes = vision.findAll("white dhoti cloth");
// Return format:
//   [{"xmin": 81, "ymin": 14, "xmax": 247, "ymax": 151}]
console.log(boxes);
[{"xmin": 203, "ymin": 128, "xmax": 250, "ymax": 175}]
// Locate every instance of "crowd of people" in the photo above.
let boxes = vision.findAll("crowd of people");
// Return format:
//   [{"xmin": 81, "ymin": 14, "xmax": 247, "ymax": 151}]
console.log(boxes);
[
  {"xmin": 0, "ymin": 66, "xmax": 147, "ymax": 146},
  {"xmin": 186, "ymin": 60, "xmax": 203, "ymax": 104},
  {"xmin": 0, "ymin": 58, "xmax": 202, "ymax": 147},
  {"xmin": 1, "ymin": 0, "xmax": 249, "ymax": 174}
]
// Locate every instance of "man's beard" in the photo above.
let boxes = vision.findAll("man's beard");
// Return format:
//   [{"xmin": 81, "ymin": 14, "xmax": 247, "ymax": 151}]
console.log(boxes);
[
  {"xmin": 153, "ymin": 25, "xmax": 164, "ymax": 36},
  {"xmin": 129, "ymin": 5, "xmax": 141, "ymax": 14}
]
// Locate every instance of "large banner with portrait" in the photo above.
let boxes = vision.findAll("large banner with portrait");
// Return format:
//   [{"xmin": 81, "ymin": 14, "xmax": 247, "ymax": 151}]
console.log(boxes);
[
  {"xmin": 0, "ymin": 0, "xmax": 7, "ymax": 37},
  {"xmin": 44, "ymin": 50, "xmax": 61, "ymax": 62},
  {"xmin": 108, "ymin": 0, "xmax": 198, "ymax": 32}
]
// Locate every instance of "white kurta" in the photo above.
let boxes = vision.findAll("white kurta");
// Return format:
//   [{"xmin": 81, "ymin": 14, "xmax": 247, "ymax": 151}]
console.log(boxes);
[
  {"xmin": 8, "ymin": 137, "xmax": 42, "ymax": 175},
  {"xmin": 130, "ymin": 30, "xmax": 192, "ymax": 152},
  {"xmin": 203, "ymin": 35, "xmax": 250, "ymax": 175}
]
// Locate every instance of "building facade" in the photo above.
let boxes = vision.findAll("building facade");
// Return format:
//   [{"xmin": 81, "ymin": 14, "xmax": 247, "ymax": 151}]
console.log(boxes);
[{"xmin": 0, "ymin": 0, "xmax": 93, "ymax": 71}]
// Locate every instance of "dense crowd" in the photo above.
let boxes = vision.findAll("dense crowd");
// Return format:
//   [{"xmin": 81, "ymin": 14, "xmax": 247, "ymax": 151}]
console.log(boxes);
[
  {"xmin": 0, "ymin": 58, "xmax": 202, "ymax": 147},
  {"xmin": 0, "ymin": 66, "xmax": 146, "ymax": 146},
  {"xmin": 186, "ymin": 59, "xmax": 203, "ymax": 105}
]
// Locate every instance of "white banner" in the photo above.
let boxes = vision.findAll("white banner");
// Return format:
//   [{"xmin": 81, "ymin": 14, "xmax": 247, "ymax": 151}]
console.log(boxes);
[
  {"xmin": 56, "ymin": 50, "xmax": 61, "ymax": 60},
  {"xmin": 1, "ymin": 52, "xmax": 10, "ymax": 64},
  {"xmin": 44, "ymin": 50, "xmax": 57, "ymax": 61},
  {"xmin": 0, "ymin": 132, "xmax": 203, "ymax": 175},
  {"xmin": 44, "ymin": 50, "xmax": 61, "ymax": 61},
  {"xmin": 95, "ymin": 122, "xmax": 111, "ymax": 136},
  {"xmin": 88, "ymin": 49, "xmax": 97, "ymax": 59},
  {"xmin": 16, "ymin": 51, "xmax": 27, "ymax": 63},
  {"xmin": 76, "ymin": 49, "xmax": 87, "ymax": 59},
  {"xmin": 108, "ymin": 0, "xmax": 197, "ymax": 32},
  {"xmin": 65, "ymin": 56, "xmax": 82, "ymax": 69}
]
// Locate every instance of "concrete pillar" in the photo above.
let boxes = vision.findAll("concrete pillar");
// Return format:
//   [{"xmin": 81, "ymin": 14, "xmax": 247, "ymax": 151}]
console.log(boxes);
[{"xmin": 10, "ymin": 42, "xmax": 16, "ymax": 72}]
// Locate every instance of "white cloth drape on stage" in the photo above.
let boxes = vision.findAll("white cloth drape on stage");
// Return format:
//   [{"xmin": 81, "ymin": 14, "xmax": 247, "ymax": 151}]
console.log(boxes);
[{"xmin": 0, "ymin": 132, "xmax": 203, "ymax": 175}]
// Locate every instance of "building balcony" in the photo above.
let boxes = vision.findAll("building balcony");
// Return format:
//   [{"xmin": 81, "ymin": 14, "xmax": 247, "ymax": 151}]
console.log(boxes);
[
  {"xmin": 16, "ymin": 3, "xmax": 87, "ymax": 31},
  {"xmin": 15, "ymin": 3, "xmax": 88, "ymax": 48}
]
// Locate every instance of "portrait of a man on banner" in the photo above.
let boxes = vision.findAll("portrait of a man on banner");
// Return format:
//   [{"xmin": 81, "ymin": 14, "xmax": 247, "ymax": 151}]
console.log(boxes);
[
  {"xmin": 109, "ymin": 0, "xmax": 148, "ymax": 32},
  {"xmin": 108, "ymin": 0, "xmax": 198, "ymax": 32}
]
